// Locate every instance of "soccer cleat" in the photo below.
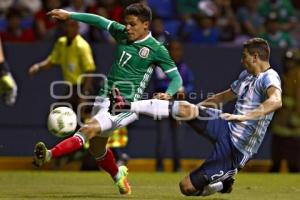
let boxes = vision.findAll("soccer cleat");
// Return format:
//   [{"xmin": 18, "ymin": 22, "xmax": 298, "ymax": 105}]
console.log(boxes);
[
  {"xmin": 108, "ymin": 88, "xmax": 130, "ymax": 114},
  {"xmin": 32, "ymin": 142, "xmax": 51, "ymax": 167},
  {"xmin": 115, "ymin": 165, "xmax": 132, "ymax": 195},
  {"xmin": 220, "ymin": 178, "xmax": 235, "ymax": 193}
]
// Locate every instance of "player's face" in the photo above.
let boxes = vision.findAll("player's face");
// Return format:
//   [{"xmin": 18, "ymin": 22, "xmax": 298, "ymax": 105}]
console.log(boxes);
[
  {"xmin": 241, "ymin": 49, "xmax": 256, "ymax": 74},
  {"xmin": 65, "ymin": 20, "xmax": 79, "ymax": 39},
  {"xmin": 124, "ymin": 15, "xmax": 149, "ymax": 42}
]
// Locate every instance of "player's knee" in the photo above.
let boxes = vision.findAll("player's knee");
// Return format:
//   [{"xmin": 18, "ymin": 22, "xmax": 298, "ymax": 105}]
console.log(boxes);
[
  {"xmin": 79, "ymin": 126, "xmax": 93, "ymax": 139},
  {"xmin": 174, "ymin": 102, "xmax": 198, "ymax": 120},
  {"xmin": 80, "ymin": 121, "xmax": 101, "ymax": 139},
  {"xmin": 178, "ymin": 104, "xmax": 192, "ymax": 118}
]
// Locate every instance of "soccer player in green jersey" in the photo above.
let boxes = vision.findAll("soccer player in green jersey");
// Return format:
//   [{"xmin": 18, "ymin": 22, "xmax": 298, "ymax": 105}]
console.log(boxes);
[{"xmin": 32, "ymin": 3, "xmax": 182, "ymax": 195}]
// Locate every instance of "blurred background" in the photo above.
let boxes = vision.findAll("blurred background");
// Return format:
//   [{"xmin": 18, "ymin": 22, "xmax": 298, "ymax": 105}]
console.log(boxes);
[{"xmin": 0, "ymin": 0, "xmax": 299, "ymax": 173}]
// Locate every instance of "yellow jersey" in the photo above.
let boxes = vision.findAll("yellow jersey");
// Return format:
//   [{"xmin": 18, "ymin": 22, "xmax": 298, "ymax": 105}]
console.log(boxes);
[{"xmin": 48, "ymin": 35, "xmax": 96, "ymax": 85}]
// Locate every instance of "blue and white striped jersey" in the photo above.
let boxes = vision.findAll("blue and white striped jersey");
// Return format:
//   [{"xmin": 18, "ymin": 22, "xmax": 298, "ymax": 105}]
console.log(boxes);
[{"xmin": 229, "ymin": 68, "xmax": 281, "ymax": 156}]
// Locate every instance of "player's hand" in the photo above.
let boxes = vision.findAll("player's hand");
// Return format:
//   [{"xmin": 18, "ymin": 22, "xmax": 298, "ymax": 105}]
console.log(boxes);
[
  {"xmin": 47, "ymin": 9, "xmax": 70, "ymax": 20},
  {"xmin": 28, "ymin": 64, "xmax": 40, "ymax": 77},
  {"xmin": 220, "ymin": 113, "xmax": 247, "ymax": 122},
  {"xmin": 153, "ymin": 92, "xmax": 172, "ymax": 100}
]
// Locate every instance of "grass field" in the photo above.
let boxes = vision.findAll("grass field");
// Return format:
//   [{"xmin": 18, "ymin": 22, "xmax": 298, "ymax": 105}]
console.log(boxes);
[{"xmin": 0, "ymin": 171, "xmax": 299, "ymax": 200}]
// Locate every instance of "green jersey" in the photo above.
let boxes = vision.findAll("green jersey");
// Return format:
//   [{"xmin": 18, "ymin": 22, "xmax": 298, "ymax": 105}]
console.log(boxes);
[
  {"xmin": 70, "ymin": 13, "xmax": 182, "ymax": 101},
  {"xmin": 258, "ymin": 0, "xmax": 296, "ymax": 23},
  {"xmin": 260, "ymin": 31, "xmax": 292, "ymax": 48}
]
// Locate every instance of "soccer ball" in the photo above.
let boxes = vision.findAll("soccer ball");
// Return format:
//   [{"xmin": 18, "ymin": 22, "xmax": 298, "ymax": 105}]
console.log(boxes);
[{"xmin": 47, "ymin": 106, "xmax": 77, "ymax": 138}]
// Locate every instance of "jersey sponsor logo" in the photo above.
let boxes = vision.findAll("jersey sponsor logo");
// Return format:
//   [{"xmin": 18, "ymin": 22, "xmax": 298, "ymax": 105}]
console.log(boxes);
[{"xmin": 139, "ymin": 47, "xmax": 150, "ymax": 58}]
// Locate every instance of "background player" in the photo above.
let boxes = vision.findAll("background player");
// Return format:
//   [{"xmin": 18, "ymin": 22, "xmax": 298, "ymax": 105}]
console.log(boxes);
[
  {"xmin": 124, "ymin": 38, "xmax": 282, "ymax": 196},
  {"xmin": 0, "ymin": 36, "xmax": 17, "ymax": 106},
  {"xmin": 270, "ymin": 48, "xmax": 300, "ymax": 172},
  {"xmin": 28, "ymin": 19, "xmax": 96, "ymax": 119},
  {"xmin": 33, "ymin": 3, "xmax": 182, "ymax": 195}
]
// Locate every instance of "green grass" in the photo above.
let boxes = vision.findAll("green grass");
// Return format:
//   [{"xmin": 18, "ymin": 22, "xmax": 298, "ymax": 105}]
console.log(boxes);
[{"xmin": 0, "ymin": 171, "xmax": 299, "ymax": 200}]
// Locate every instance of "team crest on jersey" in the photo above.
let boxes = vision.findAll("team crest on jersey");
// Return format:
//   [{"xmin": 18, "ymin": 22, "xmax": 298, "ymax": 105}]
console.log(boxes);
[{"xmin": 139, "ymin": 47, "xmax": 150, "ymax": 58}]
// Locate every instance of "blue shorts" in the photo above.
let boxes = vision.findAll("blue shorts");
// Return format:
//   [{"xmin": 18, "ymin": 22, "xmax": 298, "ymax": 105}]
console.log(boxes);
[{"xmin": 187, "ymin": 108, "xmax": 250, "ymax": 186}]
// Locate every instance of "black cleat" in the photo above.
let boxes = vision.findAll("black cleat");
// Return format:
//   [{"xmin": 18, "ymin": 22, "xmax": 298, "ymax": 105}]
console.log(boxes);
[
  {"xmin": 108, "ymin": 88, "xmax": 130, "ymax": 114},
  {"xmin": 220, "ymin": 178, "xmax": 235, "ymax": 193}
]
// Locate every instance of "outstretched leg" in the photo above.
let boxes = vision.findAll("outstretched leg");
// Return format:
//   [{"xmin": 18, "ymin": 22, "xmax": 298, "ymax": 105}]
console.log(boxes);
[
  {"xmin": 130, "ymin": 99, "xmax": 199, "ymax": 120},
  {"xmin": 33, "ymin": 117, "xmax": 131, "ymax": 195},
  {"xmin": 33, "ymin": 118, "xmax": 102, "ymax": 167}
]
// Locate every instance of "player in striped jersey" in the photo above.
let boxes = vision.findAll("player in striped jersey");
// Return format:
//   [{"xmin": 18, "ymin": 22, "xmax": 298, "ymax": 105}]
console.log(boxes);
[
  {"xmin": 126, "ymin": 38, "xmax": 282, "ymax": 196},
  {"xmin": 33, "ymin": 3, "xmax": 182, "ymax": 195}
]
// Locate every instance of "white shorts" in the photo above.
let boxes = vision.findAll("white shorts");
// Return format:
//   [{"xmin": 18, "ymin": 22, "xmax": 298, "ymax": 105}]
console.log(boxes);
[{"xmin": 91, "ymin": 96, "xmax": 138, "ymax": 137}]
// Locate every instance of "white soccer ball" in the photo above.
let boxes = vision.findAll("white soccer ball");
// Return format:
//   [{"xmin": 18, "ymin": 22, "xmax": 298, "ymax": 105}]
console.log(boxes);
[{"xmin": 47, "ymin": 106, "xmax": 77, "ymax": 138}]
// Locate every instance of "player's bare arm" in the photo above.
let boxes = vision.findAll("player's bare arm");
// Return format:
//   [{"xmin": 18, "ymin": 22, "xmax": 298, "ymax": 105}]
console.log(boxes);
[
  {"xmin": 221, "ymin": 86, "xmax": 282, "ymax": 121},
  {"xmin": 198, "ymin": 88, "xmax": 236, "ymax": 108},
  {"xmin": 28, "ymin": 58, "xmax": 54, "ymax": 77}
]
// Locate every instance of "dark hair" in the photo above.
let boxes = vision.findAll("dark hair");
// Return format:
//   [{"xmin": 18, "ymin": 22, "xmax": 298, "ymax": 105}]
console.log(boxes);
[
  {"xmin": 124, "ymin": 3, "xmax": 152, "ymax": 22},
  {"xmin": 243, "ymin": 38, "xmax": 270, "ymax": 61}
]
